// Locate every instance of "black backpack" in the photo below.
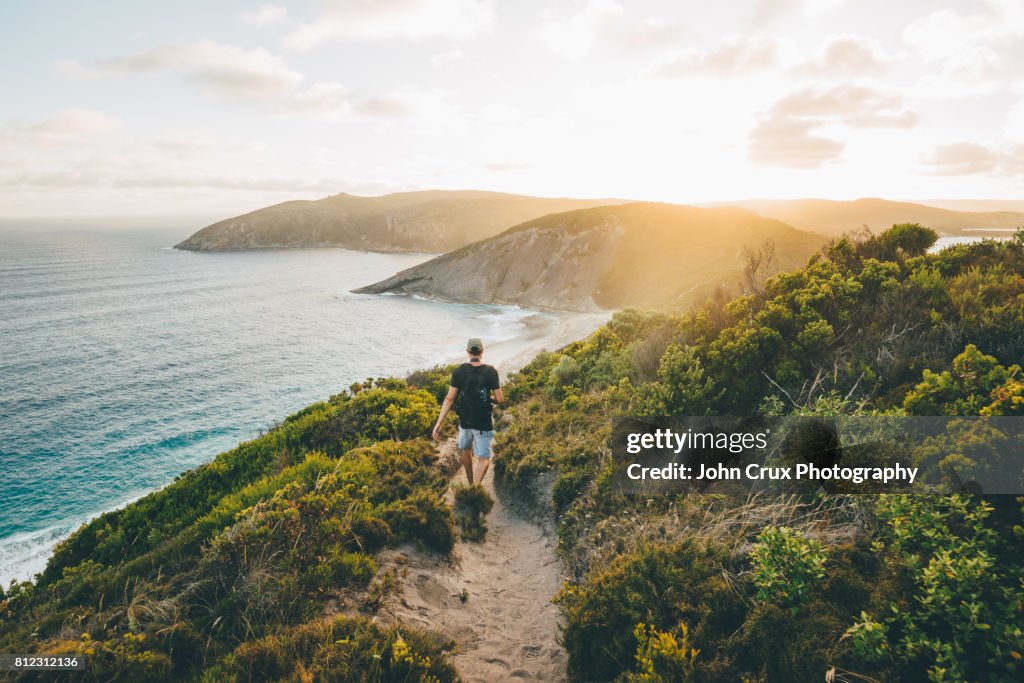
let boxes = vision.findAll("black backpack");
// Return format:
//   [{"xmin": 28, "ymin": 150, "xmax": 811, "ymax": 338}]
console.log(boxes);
[{"xmin": 455, "ymin": 364, "xmax": 492, "ymax": 427}]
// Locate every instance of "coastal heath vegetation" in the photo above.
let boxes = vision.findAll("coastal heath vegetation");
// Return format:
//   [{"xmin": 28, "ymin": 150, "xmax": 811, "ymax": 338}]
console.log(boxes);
[
  {"xmin": 497, "ymin": 225, "xmax": 1024, "ymax": 681},
  {"xmin": 0, "ymin": 377, "xmax": 463, "ymax": 681},
  {"xmin": 452, "ymin": 484, "xmax": 496, "ymax": 542},
  {"xmin": 1, "ymin": 225, "xmax": 1022, "ymax": 681}
]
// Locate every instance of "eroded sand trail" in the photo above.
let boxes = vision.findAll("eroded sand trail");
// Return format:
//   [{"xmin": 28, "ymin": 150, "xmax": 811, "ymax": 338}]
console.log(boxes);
[{"xmin": 380, "ymin": 441, "xmax": 567, "ymax": 681}]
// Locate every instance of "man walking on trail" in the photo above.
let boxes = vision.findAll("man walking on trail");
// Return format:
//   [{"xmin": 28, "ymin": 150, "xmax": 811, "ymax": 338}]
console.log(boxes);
[{"xmin": 432, "ymin": 338, "xmax": 503, "ymax": 485}]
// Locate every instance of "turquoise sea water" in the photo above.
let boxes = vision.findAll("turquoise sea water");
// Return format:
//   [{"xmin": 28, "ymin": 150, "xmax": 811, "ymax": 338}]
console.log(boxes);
[{"xmin": 0, "ymin": 223, "xmax": 559, "ymax": 585}]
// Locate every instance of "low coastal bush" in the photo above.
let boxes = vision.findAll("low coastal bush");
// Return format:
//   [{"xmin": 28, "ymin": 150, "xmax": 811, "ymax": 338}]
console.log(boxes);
[
  {"xmin": 496, "ymin": 230, "xmax": 1024, "ymax": 681},
  {"xmin": 554, "ymin": 540, "xmax": 729, "ymax": 681},
  {"xmin": 844, "ymin": 495, "xmax": 1024, "ymax": 682},
  {"xmin": 453, "ymin": 484, "xmax": 495, "ymax": 542},
  {"xmin": 405, "ymin": 364, "xmax": 458, "ymax": 405},
  {"xmin": 0, "ymin": 380, "xmax": 457, "ymax": 682},
  {"xmin": 750, "ymin": 526, "xmax": 828, "ymax": 612},
  {"xmin": 625, "ymin": 622, "xmax": 700, "ymax": 682},
  {"xmin": 225, "ymin": 616, "xmax": 458, "ymax": 682},
  {"xmin": 42, "ymin": 381, "xmax": 440, "ymax": 586}
]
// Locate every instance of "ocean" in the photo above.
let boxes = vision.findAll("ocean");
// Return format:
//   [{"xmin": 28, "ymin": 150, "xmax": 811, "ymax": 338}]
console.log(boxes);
[{"xmin": 0, "ymin": 223, "xmax": 593, "ymax": 586}]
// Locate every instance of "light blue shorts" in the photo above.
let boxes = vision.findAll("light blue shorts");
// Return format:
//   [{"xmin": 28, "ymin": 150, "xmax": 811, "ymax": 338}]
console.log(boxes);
[{"xmin": 457, "ymin": 427, "xmax": 494, "ymax": 458}]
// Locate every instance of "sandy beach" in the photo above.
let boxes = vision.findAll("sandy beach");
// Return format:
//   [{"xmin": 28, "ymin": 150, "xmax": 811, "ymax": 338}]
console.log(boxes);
[{"xmin": 484, "ymin": 310, "xmax": 611, "ymax": 375}]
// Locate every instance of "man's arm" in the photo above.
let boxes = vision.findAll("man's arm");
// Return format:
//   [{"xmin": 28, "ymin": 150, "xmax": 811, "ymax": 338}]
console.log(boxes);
[
  {"xmin": 490, "ymin": 368, "xmax": 503, "ymax": 406},
  {"xmin": 432, "ymin": 386, "xmax": 459, "ymax": 440}
]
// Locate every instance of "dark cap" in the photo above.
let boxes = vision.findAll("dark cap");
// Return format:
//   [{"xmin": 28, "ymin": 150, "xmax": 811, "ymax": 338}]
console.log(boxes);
[{"xmin": 467, "ymin": 337, "xmax": 484, "ymax": 353}]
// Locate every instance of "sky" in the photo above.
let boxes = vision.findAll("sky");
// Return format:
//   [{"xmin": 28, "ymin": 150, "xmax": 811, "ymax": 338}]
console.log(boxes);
[{"xmin": 1, "ymin": 0, "xmax": 1023, "ymax": 218}]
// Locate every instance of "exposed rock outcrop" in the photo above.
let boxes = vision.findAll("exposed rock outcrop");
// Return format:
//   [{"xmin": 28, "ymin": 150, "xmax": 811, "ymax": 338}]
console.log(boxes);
[{"xmin": 355, "ymin": 202, "xmax": 827, "ymax": 312}]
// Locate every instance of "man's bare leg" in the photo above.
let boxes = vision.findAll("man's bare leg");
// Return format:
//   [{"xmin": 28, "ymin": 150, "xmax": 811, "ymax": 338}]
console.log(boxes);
[
  {"xmin": 461, "ymin": 448, "xmax": 475, "ymax": 484},
  {"xmin": 475, "ymin": 457, "xmax": 490, "ymax": 485}
]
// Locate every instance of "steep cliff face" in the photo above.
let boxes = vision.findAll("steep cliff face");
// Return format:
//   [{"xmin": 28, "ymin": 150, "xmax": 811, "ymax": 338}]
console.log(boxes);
[
  {"xmin": 174, "ymin": 191, "xmax": 625, "ymax": 252},
  {"xmin": 354, "ymin": 202, "xmax": 827, "ymax": 312},
  {"xmin": 357, "ymin": 221, "xmax": 623, "ymax": 312}
]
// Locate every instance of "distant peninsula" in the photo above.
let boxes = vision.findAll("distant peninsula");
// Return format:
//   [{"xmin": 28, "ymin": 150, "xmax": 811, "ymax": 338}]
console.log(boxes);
[
  {"xmin": 176, "ymin": 192, "xmax": 1024, "ymax": 256},
  {"xmin": 174, "ymin": 190, "xmax": 626, "ymax": 253},
  {"xmin": 720, "ymin": 197, "xmax": 1024, "ymax": 237},
  {"xmin": 354, "ymin": 202, "xmax": 826, "ymax": 312}
]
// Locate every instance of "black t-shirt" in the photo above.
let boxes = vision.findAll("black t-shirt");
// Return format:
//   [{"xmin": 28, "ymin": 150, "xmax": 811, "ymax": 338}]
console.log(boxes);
[{"xmin": 450, "ymin": 362, "xmax": 500, "ymax": 430}]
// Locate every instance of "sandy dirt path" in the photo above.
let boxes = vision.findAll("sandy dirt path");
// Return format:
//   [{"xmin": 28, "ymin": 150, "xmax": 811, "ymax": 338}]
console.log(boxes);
[{"xmin": 381, "ymin": 440, "xmax": 568, "ymax": 682}]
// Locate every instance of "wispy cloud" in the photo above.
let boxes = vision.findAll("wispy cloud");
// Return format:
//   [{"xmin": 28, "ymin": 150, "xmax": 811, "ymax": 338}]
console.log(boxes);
[
  {"xmin": 354, "ymin": 95, "xmax": 417, "ymax": 119},
  {"xmin": 616, "ymin": 17, "xmax": 685, "ymax": 50},
  {"xmin": 1, "ymin": 109, "xmax": 121, "ymax": 149},
  {"xmin": 283, "ymin": 0, "xmax": 494, "ymax": 50},
  {"xmin": 59, "ymin": 40, "xmax": 303, "ymax": 97},
  {"xmin": 278, "ymin": 82, "xmax": 352, "ymax": 118},
  {"xmin": 798, "ymin": 35, "xmax": 891, "ymax": 75},
  {"xmin": 431, "ymin": 48, "xmax": 466, "ymax": 68},
  {"xmin": 903, "ymin": 1, "xmax": 1024, "ymax": 96},
  {"xmin": 485, "ymin": 162, "xmax": 532, "ymax": 172},
  {"xmin": 240, "ymin": 4, "xmax": 288, "ymax": 27},
  {"xmin": 0, "ymin": 168, "xmax": 345, "ymax": 193},
  {"xmin": 923, "ymin": 141, "xmax": 1024, "ymax": 176},
  {"xmin": 649, "ymin": 36, "xmax": 782, "ymax": 78},
  {"xmin": 278, "ymin": 83, "xmax": 459, "ymax": 127},
  {"xmin": 142, "ymin": 136, "xmax": 268, "ymax": 159},
  {"xmin": 750, "ymin": 84, "xmax": 918, "ymax": 168},
  {"xmin": 902, "ymin": 2, "xmax": 1024, "ymax": 62},
  {"xmin": 769, "ymin": 85, "xmax": 918, "ymax": 128},
  {"xmin": 751, "ymin": 0, "xmax": 845, "ymax": 25},
  {"xmin": 1007, "ymin": 100, "xmax": 1024, "ymax": 142},
  {"xmin": 351, "ymin": 88, "xmax": 465, "ymax": 130},
  {"xmin": 650, "ymin": 33, "xmax": 892, "ymax": 80},
  {"xmin": 748, "ymin": 118, "xmax": 845, "ymax": 169},
  {"xmin": 112, "ymin": 174, "xmax": 341, "ymax": 191},
  {"xmin": 540, "ymin": 0, "xmax": 623, "ymax": 59}
]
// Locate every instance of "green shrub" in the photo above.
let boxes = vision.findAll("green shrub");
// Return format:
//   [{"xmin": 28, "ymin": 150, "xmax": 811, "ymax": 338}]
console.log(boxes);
[
  {"xmin": 549, "ymin": 355, "xmax": 581, "ymax": 387},
  {"xmin": 310, "ymin": 387, "xmax": 437, "ymax": 456},
  {"xmin": 904, "ymin": 344, "xmax": 1024, "ymax": 416},
  {"xmin": 625, "ymin": 622, "xmax": 699, "ymax": 682},
  {"xmin": 737, "ymin": 602, "xmax": 846, "ymax": 682},
  {"xmin": 35, "ymin": 632, "xmax": 172, "ymax": 683},
  {"xmin": 228, "ymin": 616, "xmax": 458, "ymax": 682},
  {"xmin": 405, "ymin": 365, "xmax": 458, "ymax": 405},
  {"xmin": 555, "ymin": 541, "xmax": 723, "ymax": 681},
  {"xmin": 383, "ymin": 489, "xmax": 456, "ymax": 553},
  {"xmin": 845, "ymin": 495, "xmax": 1024, "ymax": 682},
  {"xmin": 749, "ymin": 526, "xmax": 828, "ymax": 612},
  {"xmin": 453, "ymin": 484, "xmax": 495, "ymax": 542},
  {"xmin": 880, "ymin": 223, "xmax": 939, "ymax": 256},
  {"xmin": 638, "ymin": 343, "xmax": 719, "ymax": 415},
  {"xmin": 552, "ymin": 469, "xmax": 590, "ymax": 512}
]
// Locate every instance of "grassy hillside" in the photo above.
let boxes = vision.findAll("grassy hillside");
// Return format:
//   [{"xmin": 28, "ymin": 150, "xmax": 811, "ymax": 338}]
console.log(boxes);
[
  {"xmin": 174, "ymin": 190, "xmax": 626, "ymax": 253},
  {"xmin": 493, "ymin": 225, "xmax": 1024, "ymax": 681},
  {"xmin": 0, "ymin": 379, "xmax": 466, "ymax": 681},
  {"xmin": 729, "ymin": 198, "xmax": 1024, "ymax": 238},
  {"xmin": 356, "ymin": 202, "xmax": 826, "ymax": 312},
  {"xmin": 3, "ymin": 225, "xmax": 1022, "ymax": 681}
]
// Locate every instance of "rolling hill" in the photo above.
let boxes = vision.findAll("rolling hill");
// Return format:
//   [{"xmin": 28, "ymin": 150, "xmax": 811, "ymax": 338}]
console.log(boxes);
[
  {"xmin": 354, "ymin": 202, "xmax": 826, "ymax": 312},
  {"xmin": 726, "ymin": 198, "xmax": 1024, "ymax": 237},
  {"xmin": 174, "ymin": 190, "xmax": 626, "ymax": 252}
]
